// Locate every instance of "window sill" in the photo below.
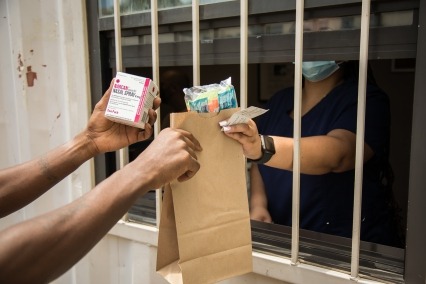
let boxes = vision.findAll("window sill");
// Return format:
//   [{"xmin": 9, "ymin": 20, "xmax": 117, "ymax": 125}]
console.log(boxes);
[
  {"xmin": 251, "ymin": 251, "xmax": 385, "ymax": 284},
  {"xmin": 108, "ymin": 220, "xmax": 159, "ymax": 246},
  {"xmin": 108, "ymin": 221, "xmax": 387, "ymax": 284}
]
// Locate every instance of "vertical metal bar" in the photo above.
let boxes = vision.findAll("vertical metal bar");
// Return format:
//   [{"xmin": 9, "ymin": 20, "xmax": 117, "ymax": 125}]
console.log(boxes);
[
  {"xmin": 114, "ymin": 0, "xmax": 129, "ymax": 221},
  {"xmin": 351, "ymin": 0, "xmax": 371, "ymax": 278},
  {"xmin": 87, "ymin": 0, "xmax": 107, "ymax": 185},
  {"xmin": 291, "ymin": 0, "xmax": 304, "ymax": 265},
  {"xmin": 113, "ymin": 0, "xmax": 128, "ymax": 168},
  {"xmin": 192, "ymin": 0, "xmax": 200, "ymax": 86},
  {"xmin": 113, "ymin": 0, "xmax": 123, "ymax": 73},
  {"xmin": 240, "ymin": 0, "xmax": 248, "ymax": 109},
  {"xmin": 151, "ymin": 0, "xmax": 159, "ymax": 133},
  {"xmin": 150, "ymin": 0, "xmax": 162, "ymax": 228}
]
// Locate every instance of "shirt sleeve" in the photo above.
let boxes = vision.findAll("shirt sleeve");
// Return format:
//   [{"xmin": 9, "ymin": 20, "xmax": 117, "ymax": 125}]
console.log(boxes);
[{"xmin": 328, "ymin": 84, "xmax": 390, "ymax": 155}]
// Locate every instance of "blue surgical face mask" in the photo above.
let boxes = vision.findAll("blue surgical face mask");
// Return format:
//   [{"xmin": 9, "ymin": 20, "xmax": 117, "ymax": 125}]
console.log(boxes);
[{"xmin": 302, "ymin": 61, "xmax": 340, "ymax": 82}]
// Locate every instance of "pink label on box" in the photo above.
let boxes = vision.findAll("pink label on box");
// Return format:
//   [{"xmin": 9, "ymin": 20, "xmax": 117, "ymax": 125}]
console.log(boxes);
[{"xmin": 134, "ymin": 79, "xmax": 150, "ymax": 122}]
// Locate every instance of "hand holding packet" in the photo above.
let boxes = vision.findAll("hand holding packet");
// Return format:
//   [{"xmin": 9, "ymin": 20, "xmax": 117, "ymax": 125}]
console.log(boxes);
[{"xmin": 183, "ymin": 77, "xmax": 238, "ymax": 113}]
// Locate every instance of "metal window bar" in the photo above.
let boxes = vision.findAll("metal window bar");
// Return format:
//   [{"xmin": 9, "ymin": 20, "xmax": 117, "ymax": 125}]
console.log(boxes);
[
  {"xmin": 240, "ymin": 0, "xmax": 248, "ymax": 109},
  {"xmin": 351, "ymin": 0, "xmax": 371, "ymax": 279},
  {"xmin": 291, "ymin": 0, "xmax": 304, "ymax": 266},
  {"xmin": 113, "ymin": 0, "xmax": 128, "ymax": 172},
  {"xmin": 113, "ymin": 0, "xmax": 130, "ymax": 222},
  {"xmin": 150, "ymin": 0, "xmax": 162, "ymax": 227},
  {"xmin": 192, "ymin": 0, "xmax": 200, "ymax": 86}
]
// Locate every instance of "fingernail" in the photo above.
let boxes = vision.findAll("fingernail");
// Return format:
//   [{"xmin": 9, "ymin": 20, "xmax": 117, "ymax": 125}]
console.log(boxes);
[{"xmin": 223, "ymin": 126, "xmax": 231, "ymax": 132}]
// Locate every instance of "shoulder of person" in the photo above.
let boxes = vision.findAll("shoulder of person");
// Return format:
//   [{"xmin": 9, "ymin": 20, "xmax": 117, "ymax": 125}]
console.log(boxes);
[
  {"xmin": 342, "ymin": 79, "xmax": 388, "ymax": 97},
  {"xmin": 269, "ymin": 87, "xmax": 294, "ymax": 102}
]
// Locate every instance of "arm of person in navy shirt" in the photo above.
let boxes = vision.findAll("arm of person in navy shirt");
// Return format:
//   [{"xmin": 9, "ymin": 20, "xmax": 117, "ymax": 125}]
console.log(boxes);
[
  {"xmin": 249, "ymin": 163, "xmax": 272, "ymax": 222},
  {"xmin": 223, "ymin": 119, "xmax": 373, "ymax": 175}
]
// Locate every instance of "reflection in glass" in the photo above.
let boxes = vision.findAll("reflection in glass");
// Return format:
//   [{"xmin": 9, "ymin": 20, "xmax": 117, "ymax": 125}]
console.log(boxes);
[
  {"xmin": 98, "ymin": 0, "xmax": 237, "ymax": 17},
  {"xmin": 113, "ymin": 12, "xmax": 414, "ymax": 46}
]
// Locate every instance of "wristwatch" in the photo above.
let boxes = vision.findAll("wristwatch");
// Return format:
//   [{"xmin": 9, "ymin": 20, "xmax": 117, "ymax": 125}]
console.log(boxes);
[{"xmin": 249, "ymin": 135, "xmax": 276, "ymax": 164}]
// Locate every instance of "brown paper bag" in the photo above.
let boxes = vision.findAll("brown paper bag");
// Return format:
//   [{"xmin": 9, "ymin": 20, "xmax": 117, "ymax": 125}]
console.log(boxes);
[{"xmin": 156, "ymin": 108, "xmax": 253, "ymax": 284}]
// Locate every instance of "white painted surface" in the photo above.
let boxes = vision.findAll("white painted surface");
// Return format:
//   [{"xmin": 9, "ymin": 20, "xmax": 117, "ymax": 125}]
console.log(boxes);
[{"xmin": 0, "ymin": 0, "xmax": 93, "ymax": 282}]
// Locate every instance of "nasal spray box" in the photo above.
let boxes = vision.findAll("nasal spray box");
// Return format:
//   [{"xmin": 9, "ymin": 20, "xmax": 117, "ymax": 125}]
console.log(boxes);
[{"xmin": 105, "ymin": 72, "xmax": 159, "ymax": 129}]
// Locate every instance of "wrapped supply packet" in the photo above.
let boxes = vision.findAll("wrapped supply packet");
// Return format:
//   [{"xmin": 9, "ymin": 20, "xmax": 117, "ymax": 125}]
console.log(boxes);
[
  {"xmin": 219, "ymin": 106, "xmax": 269, "ymax": 129},
  {"xmin": 183, "ymin": 77, "xmax": 238, "ymax": 113}
]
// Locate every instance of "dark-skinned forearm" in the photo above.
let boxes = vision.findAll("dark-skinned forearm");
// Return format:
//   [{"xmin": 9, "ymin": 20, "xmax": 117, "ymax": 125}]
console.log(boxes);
[
  {"xmin": 0, "ymin": 165, "xmax": 149, "ymax": 283},
  {"xmin": 0, "ymin": 133, "xmax": 95, "ymax": 217}
]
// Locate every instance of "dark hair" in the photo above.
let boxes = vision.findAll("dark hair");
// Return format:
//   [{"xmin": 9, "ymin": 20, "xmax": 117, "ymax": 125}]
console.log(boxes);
[
  {"xmin": 341, "ymin": 60, "xmax": 377, "ymax": 85},
  {"xmin": 342, "ymin": 60, "xmax": 405, "ymax": 246}
]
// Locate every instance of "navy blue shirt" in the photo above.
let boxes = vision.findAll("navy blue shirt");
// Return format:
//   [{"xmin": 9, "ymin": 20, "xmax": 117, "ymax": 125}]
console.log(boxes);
[{"xmin": 257, "ymin": 79, "xmax": 400, "ymax": 246}]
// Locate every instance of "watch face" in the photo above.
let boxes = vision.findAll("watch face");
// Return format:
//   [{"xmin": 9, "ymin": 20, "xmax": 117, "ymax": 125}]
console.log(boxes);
[
  {"xmin": 263, "ymin": 135, "xmax": 276, "ymax": 154},
  {"xmin": 250, "ymin": 135, "xmax": 275, "ymax": 164},
  {"xmin": 260, "ymin": 135, "xmax": 266, "ymax": 149}
]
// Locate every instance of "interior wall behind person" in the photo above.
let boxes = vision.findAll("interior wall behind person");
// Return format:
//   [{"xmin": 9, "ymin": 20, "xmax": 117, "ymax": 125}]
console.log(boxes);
[
  {"xmin": 129, "ymin": 64, "xmax": 261, "ymax": 110},
  {"xmin": 200, "ymin": 64, "xmax": 260, "ymax": 108},
  {"xmin": 370, "ymin": 59, "xmax": 415, "ymax": 231},
  {"xmin": 0, "ymin": 0, "xmax": 93, "ymax": 282}
]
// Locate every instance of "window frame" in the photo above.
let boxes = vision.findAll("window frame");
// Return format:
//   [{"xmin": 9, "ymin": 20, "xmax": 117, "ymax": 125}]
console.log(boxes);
[{"xmin": 403, "ymin": 0, "xmax": 426, "ymax": 282}]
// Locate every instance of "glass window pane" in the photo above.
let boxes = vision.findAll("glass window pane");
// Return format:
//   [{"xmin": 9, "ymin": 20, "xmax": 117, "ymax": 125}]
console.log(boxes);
[
  {"xmin": 117, "ymin": 12, "xmax": 415, "ymax": 46},
  {"xmin": 127, "ymin": 191, "xmax": 157, "ymax": 224},
  {"xmin": 127, "ymin": 139, "xmax": 157, "ymax": 226},
  {"xmin": 98, "ymin": 0, "xmax": 238, "ymax": 17}
]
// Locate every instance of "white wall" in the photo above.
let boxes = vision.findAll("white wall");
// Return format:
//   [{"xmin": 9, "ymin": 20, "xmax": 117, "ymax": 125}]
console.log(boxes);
[{"xmin": 0, "ymin": 0, "xmax": 93, "ymax": 282}]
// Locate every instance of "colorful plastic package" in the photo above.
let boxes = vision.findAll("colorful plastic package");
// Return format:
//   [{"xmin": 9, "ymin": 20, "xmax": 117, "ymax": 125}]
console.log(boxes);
[{"xmin": 183, "ymin": 77, "xmax": 238, "ymax": 113}]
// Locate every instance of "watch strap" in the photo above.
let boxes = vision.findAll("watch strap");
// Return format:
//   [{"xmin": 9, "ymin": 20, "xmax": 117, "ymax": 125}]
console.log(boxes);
[{"xmin": 248, "ymin": 135, "xmax": 275, "ymax": 164}]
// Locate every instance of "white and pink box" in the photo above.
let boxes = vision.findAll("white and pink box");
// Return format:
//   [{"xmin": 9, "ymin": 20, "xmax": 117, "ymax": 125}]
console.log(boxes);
[{"xmin": 105, "ymin": 72, "xmax": 159, "ymax": 129}]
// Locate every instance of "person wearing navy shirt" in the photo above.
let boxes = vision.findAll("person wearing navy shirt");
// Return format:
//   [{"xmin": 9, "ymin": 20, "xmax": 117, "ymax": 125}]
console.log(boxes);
[{"xmin": 223, "ymin": 60, "xmax": 402, "ymax": 247}]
